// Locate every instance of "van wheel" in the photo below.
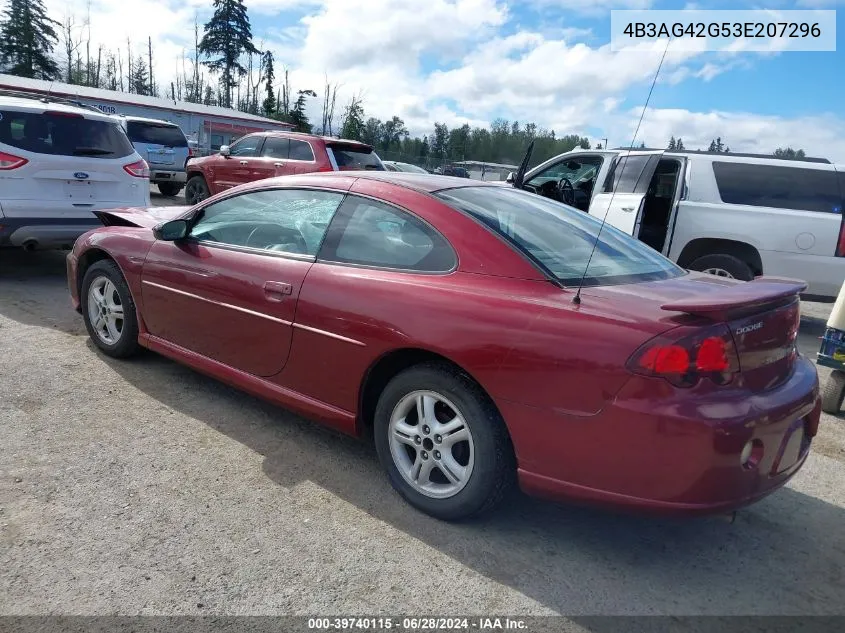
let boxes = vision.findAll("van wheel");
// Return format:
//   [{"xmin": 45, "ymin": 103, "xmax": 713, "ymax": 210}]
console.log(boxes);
[
  {"xmin": 821, "ymin": 370, "xmax": 845, "ymax": 415},
  {"xmin": 185, "ymin": 175, "xmax": 210, "ymax": 205},
  {"xmin": 157, "ymin": 182, "xmax": 183, "ymax": 197},
  {"xmin": 688, "ymin": 254, "xmax": 755, "ymax": 281}
]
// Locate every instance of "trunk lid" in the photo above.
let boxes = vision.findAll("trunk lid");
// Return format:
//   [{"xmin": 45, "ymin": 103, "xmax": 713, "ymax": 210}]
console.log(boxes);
[{"xmin": 583, "ymin": 273, "xmax": 806, "ymax": 391}]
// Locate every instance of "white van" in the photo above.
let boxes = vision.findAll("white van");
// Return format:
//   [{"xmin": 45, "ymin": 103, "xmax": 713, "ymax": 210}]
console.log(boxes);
[
  {"xmin": 0, "ymin": 91, "xmax": 150, "ymax": 250},
  {"xmin": 511, "ymin": 148, "xmax": 845, "ymax": 301}
]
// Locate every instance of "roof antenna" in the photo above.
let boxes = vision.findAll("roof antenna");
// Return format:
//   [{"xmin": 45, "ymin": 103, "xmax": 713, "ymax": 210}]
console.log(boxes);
[{"xmin": 572, "ymin": 37, "xmax": 671, "ymax": 305}]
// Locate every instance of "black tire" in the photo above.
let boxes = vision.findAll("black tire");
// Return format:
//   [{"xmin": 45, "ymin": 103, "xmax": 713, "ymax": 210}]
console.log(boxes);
[
  {"xmin": 373, "ymin": 362, "xmax": 515, "ymax": 521},
  {"xmin": 688, "ymin": 253, "xmax": 755, "ymax": 281},
  {"xmin": 185, "ymin": 175, "xmax": 210, "ymax": 206},
  {"xmin": 821, "ymin": 370, "xmax": 845, "ymax": 415},
  {"xmin": 80, "ymin": 260, "xmax": 140, "ymax": 359},
  {"xmin": 157, "ymin": 181, "xmax": 183, "ymax": 197}
]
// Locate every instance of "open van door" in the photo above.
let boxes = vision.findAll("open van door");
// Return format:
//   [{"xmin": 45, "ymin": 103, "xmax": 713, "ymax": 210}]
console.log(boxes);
[{"xmin": 588, "ymin": 150, "xmax": 663, "ymax": 235}]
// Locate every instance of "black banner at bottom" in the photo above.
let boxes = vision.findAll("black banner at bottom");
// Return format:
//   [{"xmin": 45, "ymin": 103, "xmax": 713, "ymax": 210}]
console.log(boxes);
[{"xmin": 0, "ymin": 617, "xmax": 843, "ymax": 633}]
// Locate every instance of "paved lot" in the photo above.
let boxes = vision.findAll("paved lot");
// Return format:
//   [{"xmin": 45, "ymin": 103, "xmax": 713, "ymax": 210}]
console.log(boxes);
[
  {"xmin": 1, "ymin": 248, "xmax": 844, "ymax": 618},
  {"xmin": 149, "ymin": 184, "xmax": 188, "ymax": 208}
]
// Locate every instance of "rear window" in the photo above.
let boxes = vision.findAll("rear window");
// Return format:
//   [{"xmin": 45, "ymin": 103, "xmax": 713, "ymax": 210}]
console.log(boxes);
[
  {"xmin": 327, "ymin": 144, "xmax": 384, "ymax": 171},
  {"xmin": 712, "ymin": 162, "xmax": 843, "ymax": 214},
  {"xmin": 435, "ymin": 186, "xmax": 683, "ymax": 287},
  {"xmin": 126, "ymin": 121, "xmax": 187, "ymax": 147},
  {"xmin": 0, "ymin": 110, "xmax": 135, "ymax": 159}
]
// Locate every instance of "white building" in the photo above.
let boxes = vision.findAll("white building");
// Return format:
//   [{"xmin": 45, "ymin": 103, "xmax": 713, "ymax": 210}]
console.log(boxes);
[{"xmin": 0, "ymin": 73, "xmax": 292, "ymax": 153}]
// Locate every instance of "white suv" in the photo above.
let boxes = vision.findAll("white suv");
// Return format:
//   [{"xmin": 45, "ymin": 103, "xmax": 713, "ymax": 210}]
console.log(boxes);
[
  {"xmin": 0, "ymin": 92, "xmax": 150, "ymax": 250},
  {"xmin": 511, "ymin": 148, "xmax": 845, "ymax": 301}
]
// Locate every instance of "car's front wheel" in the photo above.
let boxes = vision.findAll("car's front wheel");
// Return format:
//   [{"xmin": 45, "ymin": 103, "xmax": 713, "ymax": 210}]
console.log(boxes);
[
  {"xmin": 80, "ymin": 260, "xmax": 140, "ymax": 358},
  {"xmin": 185, "ymin": 175, "xmax": 210, "ymax": 205},
  {"xmin": 373, "ymin": 363, "xmax": 515, "ymax": 521}
]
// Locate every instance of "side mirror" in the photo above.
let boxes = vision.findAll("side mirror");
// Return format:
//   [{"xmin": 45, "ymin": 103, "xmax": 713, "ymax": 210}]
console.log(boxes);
[
  {"xmin": 219, "ymin": 145, "xmax": 231, "ymax": 157},
  {"xmin": 153, "ymin": 219, "xmax": 189, "ymax": 241},
  {"xmin": 505, "ymin": 172, "xmax": 514, "ymax": 184}
]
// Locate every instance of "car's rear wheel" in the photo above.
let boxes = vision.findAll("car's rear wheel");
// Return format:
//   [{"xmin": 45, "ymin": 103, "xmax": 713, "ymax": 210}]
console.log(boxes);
[
  {"xmin": 81, "ymin": 260, "xmax": 140, "ymax": 358},
  {"xmin": 373, "ymin": 363, "xmax": 515, "ymax": 521},
  {"xmin": 688, "ymin": 253, "xmax": 755, "ymax": 281},
  {"xmin": 157, "ymin": 181, "xmax": 183, "ymax": 197},
  {"xmin": 185, "ymin": 175, "xmax": 210, "ymax": 205}
]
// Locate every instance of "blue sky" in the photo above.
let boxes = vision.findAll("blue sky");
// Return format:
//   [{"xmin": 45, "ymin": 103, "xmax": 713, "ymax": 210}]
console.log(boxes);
[{"xmin": 43, "ymin": 0, "xmax": 845, "ymax": 158}]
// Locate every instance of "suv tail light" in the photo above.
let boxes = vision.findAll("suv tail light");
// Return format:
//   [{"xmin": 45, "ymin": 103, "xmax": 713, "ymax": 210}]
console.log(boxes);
[
  {"xmin": 626, "ymin": 323, "xmax": 740, "ymax": 388},
  {"xmin": 123, "ymin": 159, "xmax": 150, "ymax": 178},
  {"xmin": 0, "ymin": 151, "xmax": 28, "ymax": 170}
]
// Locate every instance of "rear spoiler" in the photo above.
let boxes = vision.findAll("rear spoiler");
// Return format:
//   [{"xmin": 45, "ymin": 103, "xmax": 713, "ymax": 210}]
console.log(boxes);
[{"xmin": 661, "ymin": 276, "xmax": 808, "ymax": 319}]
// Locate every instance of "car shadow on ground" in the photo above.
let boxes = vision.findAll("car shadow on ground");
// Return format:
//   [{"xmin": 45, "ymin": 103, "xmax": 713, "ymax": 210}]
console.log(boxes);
[{"xmin": 101, "ymin": 347, "xmax": 845, "ymax": 616}]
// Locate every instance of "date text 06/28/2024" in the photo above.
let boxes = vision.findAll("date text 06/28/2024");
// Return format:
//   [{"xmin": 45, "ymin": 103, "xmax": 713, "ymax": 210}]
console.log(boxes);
[{"xmin": 610, "ymin": 9, "xmax": 837, "ymax": 52}]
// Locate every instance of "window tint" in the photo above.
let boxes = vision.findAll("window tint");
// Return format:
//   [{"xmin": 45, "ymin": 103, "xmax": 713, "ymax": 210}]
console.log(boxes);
[
  {"xmin": 322, "ymin": 197, "xmax": 456, "ymax": 271},
  {"xmin": 327, "ymin": 144, "xmax": 384, "ymax": 171},
  {"xmin": 604, "ymin": 155, "xmax": 655, "ymax": 193},
  {"xmin": 0, "ymin": 111, "xmax": 134, "ymax": 158},
  {"xmin": 228, "ymin": 135, "xmax": 263, "ymax": 157},
  {"xmin": 289, "ymin": 139, "xmax": 315, "ymax": 161},
  {"xmin": 189, "ymin": 189, "xmax": 344, "ymax": 255},
  {"xmin": 713, "ymin": 162, "xmax": 843, "ymax": 214},
  {"xmin": 436, "ymin": 186, "xmax": 682, "ymax": 287},
  {"xmin": 126, "ymin": 121, "xmax": 187, "ymax": 147},
  {"xmin": 261, "ymin": 137, "xmax": 289, "ymax": 159}
]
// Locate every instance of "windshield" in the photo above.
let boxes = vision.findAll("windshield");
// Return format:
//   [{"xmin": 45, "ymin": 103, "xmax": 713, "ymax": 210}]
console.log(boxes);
[
  {"xmin": 126, "ymin": 121, "xmax": 188, "ymax": 147},
  {"xmin": 327, "ymin": 144, "xmax": 384, "ymax": 170},
  {"xmin": 435, "ymin": 186, "xmax": 684, "ymax": 287}
]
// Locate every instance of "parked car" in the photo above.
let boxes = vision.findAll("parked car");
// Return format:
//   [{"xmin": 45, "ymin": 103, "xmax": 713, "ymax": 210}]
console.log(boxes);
[
  {"xmin": 116, "ymin": 115, "xmax": 189, "ymax": 197},
  {"xmin": 443, "ymin": 165, "xmax": 470, "ymax": 178},
  {"xmin": 0, "ymin": 91, "xmax": 150, "ymax": 250},
  {"xmin": 67, "ymin": 171, "xmax": 820, "ymax": 520},
  {"xmin": 383, "ymin": 160, "xmax": 429, "ymax": 174},
  {"xmin": 183, "ymin": 131, "xmax": 385, "ymax": 205},
  {"xmin": 507, "ymin": 147, "xmax": 845, "ymax": 300}
]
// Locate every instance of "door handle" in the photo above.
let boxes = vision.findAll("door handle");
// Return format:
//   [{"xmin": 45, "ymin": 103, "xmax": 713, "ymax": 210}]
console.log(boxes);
[
  {"xmin": 264, "ymin": 281, "xmax": 292, "ymax": 301},
  {"xmin": 273, "ymin": 162, "xmax": 284, "ymax": 168},
  {"xmin": 621, "ymin": 206, "xmax": 635, "ymax": 212},
  {"xmin": 239, "ymin": 160, "xmax": 248, "ymax": 165}
]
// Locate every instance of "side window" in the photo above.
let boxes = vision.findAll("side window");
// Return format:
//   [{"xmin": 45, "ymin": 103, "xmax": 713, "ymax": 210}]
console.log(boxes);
[
  {"xmin": 188, "ymin": 189, "xmax": 344, "ymax": 255},
  {"xmin": 320, "ymin": 196, "xmax": 456, "ymax": 272},
  {"xmin": 713, "ymin": 162, "xmax": 843, "ymax": 214},
  {"xmin": 228, "ymin": 135, "xmax": 263, "ymax": 157},
  {"xmin": 527, "ymin": 155, "xmax": 603, "ymax": 188},
  {"xmin": 260, "ymin": 137, "xmax": 289, "ymax": 159},
  {"xmin": 289, "ymin": 139, "xmax": 315, "ymax": 161},
  {"xmin": 604, "ymin": 155, "xmax": 656, "ymax": 193}
]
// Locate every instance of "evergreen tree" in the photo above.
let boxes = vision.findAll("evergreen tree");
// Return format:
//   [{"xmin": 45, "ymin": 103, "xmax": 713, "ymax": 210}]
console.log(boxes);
[
  {"xmin": 708, "ymin": 139, "xmax": 717, "ymax": 152},
  {"xmin": 199, "ymin": 0, "xmax": 258, "ymax": 108},
  {"xmin": 668, "ymin": 136, "xmax": 676, "ymax": 150},
  {"xmin": 131, "ymin": 56, "xmax": 149, "ymax": 95},
  {"xmin": 261, "ymin": 50, "xmax": 276, "ymax": 117},
  {"xmin": 339, "ymin": 95, "xmax": 365, "ymax": 140},
  {"xmin": 676, "ymin": 138, "xmax": 685, "ymax": 150},
  {"xmin": 288, "ymin": 89, "xmax": 316, "ymax": 132},
  {"xmin": 0, "ymin": 0, "xmax": 60, "ymax": 79}
]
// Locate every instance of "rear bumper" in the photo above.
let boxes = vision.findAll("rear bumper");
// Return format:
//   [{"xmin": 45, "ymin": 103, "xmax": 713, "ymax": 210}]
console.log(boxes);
[
  {"xmin": 150, "ymin": 170, "xmax": 187, "ymax": 184},
  {"xmin": 506, "ymin": 355, "xmax": 821, "ymax": 515},
  {"xmin": 0, "ymin": 217, "xmax": 102, "ymax": 249}
]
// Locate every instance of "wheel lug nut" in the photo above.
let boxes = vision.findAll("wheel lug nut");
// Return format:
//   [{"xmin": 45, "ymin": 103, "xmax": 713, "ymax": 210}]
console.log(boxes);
[
  {"xmin": 434, "ymin": 435, "xmax": 441, "ymax": 443},
  {"xmin": 421, "ymin": 451, "xmax": 428, "ymax": 460},
  {"xmin": 422, "ymin": 425, "xmax": 430, "ymax": 434},
  {"xmin": 414, "ymin": 436, "xmax": 421, "ymax": 444},
  {"xmin": 434, "ymin": 450, "xmax": 441, "ymax": 459}
]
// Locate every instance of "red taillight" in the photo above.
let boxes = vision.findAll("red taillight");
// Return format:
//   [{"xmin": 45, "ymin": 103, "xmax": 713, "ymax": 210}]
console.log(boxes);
[
  {"xmin": 0, "ymin": 151, "xmax": 28, "ymax": 170},
  {"xmin": 836, "ymin": 220, "xmax": 845, "ymax": 257},
  {"xmin": 123, "ymin": 159, "xmax": 150, "ymax": 178},
  {"xmin": 627, "ymin": 324, "xmax": 739, "ymax": 387}
]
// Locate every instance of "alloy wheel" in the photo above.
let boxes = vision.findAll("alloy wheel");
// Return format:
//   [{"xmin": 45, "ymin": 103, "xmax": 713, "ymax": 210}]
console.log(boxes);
[
  {"xmin": 388, "ymin": 390, "xmax": 475, "ymax": 499},
  {"xmin": 702, "ymin": 267, "xmax": 735, "ymax": 278},
  {"xmin": 87, "ymin": 276, "xmax": 124, "ymax": 345}
]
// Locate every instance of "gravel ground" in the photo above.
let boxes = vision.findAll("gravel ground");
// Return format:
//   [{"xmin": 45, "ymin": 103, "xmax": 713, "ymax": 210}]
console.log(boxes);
[{"xmin": 1, "ymin": 248, "xmax": 844, "ymax": 618}]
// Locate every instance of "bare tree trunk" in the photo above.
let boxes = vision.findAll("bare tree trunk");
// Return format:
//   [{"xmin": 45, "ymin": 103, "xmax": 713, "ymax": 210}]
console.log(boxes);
[
  {"xmin": 94, "ymin": 45, "xmax": 102, "ymax": 88},
  {"xmin": 117, "ymin": 50, "xmax": 124, "ymax": 91},
  {"xmin": 62, "ymin": 16, "xmax": 81, "ymax": 84},
  {"xmin": 192, "ymin": 19, "xmax": 200, "ymax": 103},
  {"xmin": 328, "ymin": 83, "xmax": 338, "ymax": 136},
  {"xmin": 148, "ymin": 36, "xmax": 154, "ymax": 96},
  {"xmin": 127, "ymin": 39, "xmax": 132, "ymax": 93},
  {"xmin": 84, "ymin": 2, "xmax": 91, "ymax": 85}
]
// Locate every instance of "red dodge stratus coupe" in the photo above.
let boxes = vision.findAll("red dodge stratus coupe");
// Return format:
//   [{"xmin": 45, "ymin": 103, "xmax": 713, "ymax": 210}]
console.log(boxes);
[{"xmin": 67, "ymin": 172, "xmax": 821, "ymax": 521}]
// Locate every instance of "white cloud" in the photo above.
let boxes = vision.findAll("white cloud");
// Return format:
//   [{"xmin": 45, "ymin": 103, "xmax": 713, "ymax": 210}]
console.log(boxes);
[{"xmin": 612, "ymin": 107, "xmax": 845, "ymax": 162}]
